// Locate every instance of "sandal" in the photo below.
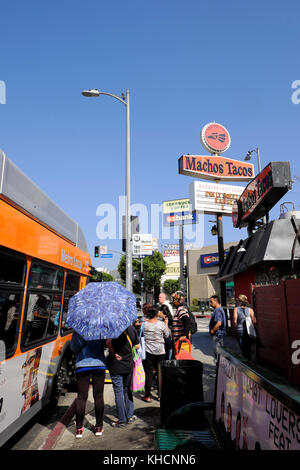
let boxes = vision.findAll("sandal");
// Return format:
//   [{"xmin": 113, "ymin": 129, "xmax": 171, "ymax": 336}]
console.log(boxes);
[{"xmin": 142, "ymin": 396, "xmax": 151, "ymax": 403}]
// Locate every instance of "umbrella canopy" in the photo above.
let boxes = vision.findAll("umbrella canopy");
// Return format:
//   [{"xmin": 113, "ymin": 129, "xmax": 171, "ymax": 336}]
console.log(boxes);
[{"xmin": 66, "ymin": 281, "xmax": 137, "ymax": 340}]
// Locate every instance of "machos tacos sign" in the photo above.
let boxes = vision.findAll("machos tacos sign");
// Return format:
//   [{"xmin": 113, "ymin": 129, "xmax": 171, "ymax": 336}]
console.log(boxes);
[
  {"xmin": 179, "ymin": 122, "xmax": 254, "ymax": 182},
  {"xmin": 179, "ymin": 155, "xmax": 254, "ymax": 182}
]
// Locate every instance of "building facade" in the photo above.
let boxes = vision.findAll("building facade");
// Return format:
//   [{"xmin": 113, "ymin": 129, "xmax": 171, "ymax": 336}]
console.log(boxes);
[{"xmin": 187, "ymin": 241, "xmax": 238, "ymax": 302}]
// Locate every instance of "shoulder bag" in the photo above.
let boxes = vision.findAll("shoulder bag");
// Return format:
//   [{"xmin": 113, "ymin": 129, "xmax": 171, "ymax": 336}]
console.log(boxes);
[
  {"xmin": 138, "ymin": 322, "xmax": 146, "ymax": 360},
  {"xmin": 125, "ymin": 331, "xmax": 145, "ymax": 392}
]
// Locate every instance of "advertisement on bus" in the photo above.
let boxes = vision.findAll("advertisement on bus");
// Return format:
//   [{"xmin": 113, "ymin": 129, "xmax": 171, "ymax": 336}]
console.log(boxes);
[{"xmin": 0, "ymin": 343, "xmax": 55, "ymax": 437}]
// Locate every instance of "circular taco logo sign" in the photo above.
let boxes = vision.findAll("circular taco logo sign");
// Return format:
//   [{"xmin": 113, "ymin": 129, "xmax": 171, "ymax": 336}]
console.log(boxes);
[{"xmin": 201, "ymin": 122, "xmax": 231, "ymax": 154}]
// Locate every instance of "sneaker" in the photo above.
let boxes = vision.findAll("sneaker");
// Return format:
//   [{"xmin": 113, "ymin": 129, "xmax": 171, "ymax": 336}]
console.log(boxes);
[
  {"xmin": 95, "ymin": 426, "xmax": 103, "ymax": 436},
  {"xmin": 75, "ymin": 427, "xmax": 84, "ymax": 438},
  {"xmin": 128, "ymin": 415, "xmax": 137, "ymax": 423},
  {"xmin": 111, "ymin": 420, "xmax": 127, "ymax": 428}
]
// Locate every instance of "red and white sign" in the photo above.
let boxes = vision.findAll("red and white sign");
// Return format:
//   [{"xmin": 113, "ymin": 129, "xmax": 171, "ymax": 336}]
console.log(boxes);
[{"xmin": 201, "ymin": 122, "xmax": 231, "ymax": 154}]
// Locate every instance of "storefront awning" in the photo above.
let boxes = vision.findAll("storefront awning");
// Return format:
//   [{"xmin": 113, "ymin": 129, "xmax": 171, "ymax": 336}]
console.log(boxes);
[{"xmin": 217, "ymin": 216, "xmax": 300, "ymax": 281}]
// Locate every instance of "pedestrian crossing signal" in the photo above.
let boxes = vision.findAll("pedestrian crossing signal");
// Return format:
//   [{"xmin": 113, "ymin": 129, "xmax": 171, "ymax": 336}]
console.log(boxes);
[{"xmin": 94, "ymin": 246, "xmax": 100, "ymax": 258}]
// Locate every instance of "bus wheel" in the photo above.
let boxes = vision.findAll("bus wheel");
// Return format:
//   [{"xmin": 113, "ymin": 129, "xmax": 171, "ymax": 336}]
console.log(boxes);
[{"xmin": 52, "ymin": 357, "xmax": 68, "ymax": 404}]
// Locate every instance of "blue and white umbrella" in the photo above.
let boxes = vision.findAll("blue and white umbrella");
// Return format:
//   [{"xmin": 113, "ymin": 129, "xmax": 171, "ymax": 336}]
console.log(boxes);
[{"xmin": 66, "ymin": 281, "xmax": 138, "ymax": 340}]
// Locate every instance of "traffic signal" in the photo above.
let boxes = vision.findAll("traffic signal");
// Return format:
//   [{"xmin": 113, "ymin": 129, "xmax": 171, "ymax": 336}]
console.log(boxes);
[
  {"xmin": 94, "ymin": 246, "xmax": 100, "ymax": 258},
  {"xmin": 183, "ymin": 266, "xmax": 187, "ymax": 278},
  {"xmin": 140, "ymin": 272, "xmax": 145, "ymax": 282}
]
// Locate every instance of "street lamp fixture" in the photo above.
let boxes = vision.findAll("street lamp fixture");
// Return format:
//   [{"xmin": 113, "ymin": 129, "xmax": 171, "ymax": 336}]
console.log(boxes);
[
  {"xmin": 81, "ymin": 88, "xmax": 132, "ymax": 292},
  {"xmin": 244, "ymin": 147, "xmax": 261, "ymax": 173},
  {"xmin": 82, "ymin": 89, "xmax": 101, "ymax": 97}
]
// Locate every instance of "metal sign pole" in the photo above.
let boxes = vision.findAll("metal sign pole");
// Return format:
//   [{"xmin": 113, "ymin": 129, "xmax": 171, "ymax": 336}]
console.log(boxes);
[
  {"xmin": 179, "ymin": 224, "xmax": 185, "ymax": 298},
  {"xmin": 217, "ymin": 213, "xmax": 227, "ymax": 307},
  {"xmin": 140, "ymin": 256, "xmax": 144, "ymax": 308}
]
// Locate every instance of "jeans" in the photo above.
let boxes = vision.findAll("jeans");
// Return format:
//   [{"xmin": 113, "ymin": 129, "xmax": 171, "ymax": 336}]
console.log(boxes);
[
  {"xmin": 237, "ymin": 329, "xmax": 252, "ymax": 361},
  {"xmin": 110, "ymin": 372, "xmax": 134, "ymax": 424},
  {"xmin": 212, "ymin": 335, "xmax": 224, "ymax": 364}
]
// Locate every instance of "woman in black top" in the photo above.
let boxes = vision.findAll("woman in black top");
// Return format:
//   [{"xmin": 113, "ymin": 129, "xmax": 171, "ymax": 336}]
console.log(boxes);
[
  {"xmin": 106, "ymin": 325, "xmax": 140, "ymax": 427},
  {"xmin": 158, "ymin": 304, "xmax": 173, "ymax": 359}
]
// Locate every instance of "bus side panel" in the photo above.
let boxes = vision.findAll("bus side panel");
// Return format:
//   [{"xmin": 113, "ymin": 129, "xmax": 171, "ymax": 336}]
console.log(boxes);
[{"xmin": 0, "ymin": 342, "xmax": 56, "ymax": 444}]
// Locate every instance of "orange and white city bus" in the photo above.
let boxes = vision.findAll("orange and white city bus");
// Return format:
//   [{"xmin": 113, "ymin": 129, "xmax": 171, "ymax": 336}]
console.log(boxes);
[{"xmin": 0, "ymin": 151, "xmax": 91, "ymax": 446}]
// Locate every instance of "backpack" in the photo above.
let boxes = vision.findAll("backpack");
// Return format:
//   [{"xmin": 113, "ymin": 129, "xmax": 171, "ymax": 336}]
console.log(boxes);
[
  {"xmin": 187, "ymin": 308, "xmax": 198, "ymax": 334},
  {"xmin": 177, "ymin": 305, "xmax": 198, "ymax": 334}
]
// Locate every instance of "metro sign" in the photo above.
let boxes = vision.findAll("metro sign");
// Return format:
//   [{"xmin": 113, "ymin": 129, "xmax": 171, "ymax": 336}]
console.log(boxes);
[{"xmin": 179, "ymin": 154, "xmax": 254, "ymax": 182}]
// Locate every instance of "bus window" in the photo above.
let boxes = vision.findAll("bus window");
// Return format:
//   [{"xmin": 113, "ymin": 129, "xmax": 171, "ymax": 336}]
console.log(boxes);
[
  {"xmin": 0, "ymin": 250, "xmax": 26, "ymax": 357},
  {"xmin": 29, "ymin": 263, "xmax": 64, "ymax": 291},
  {"xmin": 22, "ymin": 262, "xmax": 64, "ymax": 348},
  {"xmin": 23, "ymin": 293, "xmax": 61, "ymax": 346},
  {"xmin": 0, "ymin": 250, "xmax": 25, "ymax": 285},
  {"xmin": 61, "ymin": 273, "xmax": 80, "ymax": 335},
  {"xmin": 65, "ymin": 272, "xmax": 80, "ymax": 292},
  {"xmin": 0, "ymin": 291, "xmax": 22, "ymax": 355}
]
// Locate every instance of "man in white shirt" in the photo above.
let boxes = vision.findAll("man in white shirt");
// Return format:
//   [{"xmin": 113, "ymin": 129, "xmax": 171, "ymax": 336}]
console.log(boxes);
[{"xmin": 158, "ymin": 292, "xmax": 174, "ymax": 317}]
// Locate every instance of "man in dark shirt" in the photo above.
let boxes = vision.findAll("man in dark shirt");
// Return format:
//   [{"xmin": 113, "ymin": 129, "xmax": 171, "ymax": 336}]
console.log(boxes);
[{"xmin": 209, "ymin": 295, "xmax": 226, "ymax": 364}]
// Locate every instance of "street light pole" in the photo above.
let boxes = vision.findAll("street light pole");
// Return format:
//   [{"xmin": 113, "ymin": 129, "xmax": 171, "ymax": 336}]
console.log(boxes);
[
  {"xmin": 125, "ymin": 89, "xmax": 132, "ymax": 293},
  {"xmin": 82, "ymin": 88, "xmax": 132, "ymax": 292}
]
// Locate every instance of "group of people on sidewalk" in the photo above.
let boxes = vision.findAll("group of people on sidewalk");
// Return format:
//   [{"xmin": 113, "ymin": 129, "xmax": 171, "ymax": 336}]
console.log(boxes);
[
  {"xmin": 138, "ymin": 291, "xmax": 193, "ymax": 403},
  {"xmin": 69, "ymin": 289, "xmax": 193, "ymax": 439},
  {"xmin": 70, "ymin": 289, "xmax": 256, "ymax": 439}
]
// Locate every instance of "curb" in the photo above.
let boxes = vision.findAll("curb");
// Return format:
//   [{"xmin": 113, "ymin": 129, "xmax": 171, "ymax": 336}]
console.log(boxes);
[{"xmin": 41, "ymin": 399, "xmax": 76, "ymax": 450}]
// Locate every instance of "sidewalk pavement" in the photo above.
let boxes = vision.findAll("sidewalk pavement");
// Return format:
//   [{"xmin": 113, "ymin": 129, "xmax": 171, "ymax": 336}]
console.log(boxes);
[{"xmin": 53, "ymin": 318, "xmax": 241, "ymax": 450}]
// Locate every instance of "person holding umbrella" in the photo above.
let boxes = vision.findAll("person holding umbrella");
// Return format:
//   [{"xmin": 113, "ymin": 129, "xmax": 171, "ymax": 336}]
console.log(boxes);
[
  {"xmin": 67, "ymin": 281, "xmax": 139, "ymax": 439},
  {"xmin": 70, "ymin": 331, "xmax": 106, "ymax": 438}
]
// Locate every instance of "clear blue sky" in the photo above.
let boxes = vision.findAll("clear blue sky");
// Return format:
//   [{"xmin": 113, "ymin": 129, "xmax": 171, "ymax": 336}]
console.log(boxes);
[{"xmin": 1, "ymin": 0, "xmax": 300, "ymax": 271}]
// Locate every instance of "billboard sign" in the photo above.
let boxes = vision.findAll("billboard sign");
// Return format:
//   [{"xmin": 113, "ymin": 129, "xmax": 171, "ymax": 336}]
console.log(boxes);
[
  {"xmin": 232, "ymin": 162, "xmax": 292, "ymax": 228},
  {"xmin": 162, "ymin": 198, "xmax": 196, "ymax": 226},
  {"xmin": 190, "ymin": 181, "xmax": 244, "ymax": 216},
  {"xmin": 200, "ymin": 250, "xmax": 230, "ymax": 268}
]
